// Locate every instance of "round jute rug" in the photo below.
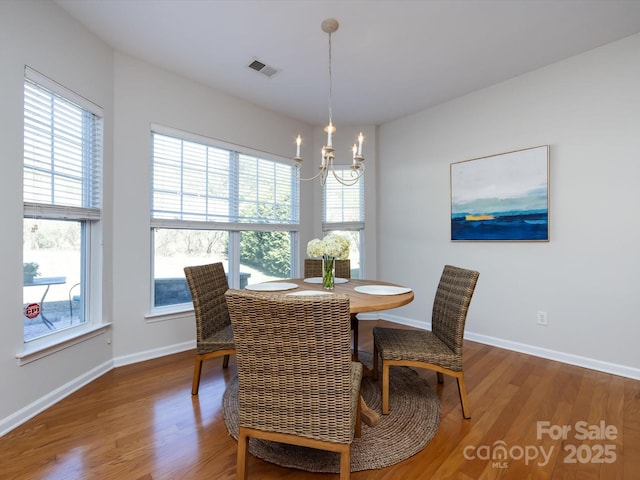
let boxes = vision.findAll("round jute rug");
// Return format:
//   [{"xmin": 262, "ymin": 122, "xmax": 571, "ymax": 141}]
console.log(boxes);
[{"xmin": 222, "ymin": 351, "xmax": 440, "ymax": 473}]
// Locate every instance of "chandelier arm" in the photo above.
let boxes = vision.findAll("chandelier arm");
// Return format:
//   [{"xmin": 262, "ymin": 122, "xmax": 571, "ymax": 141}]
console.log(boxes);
[
  {"xmin": 296, "ymin": 166, "xmax": 328, "ymax": 183},
  {"xmin": 330, "ymin": 162, "xmax": 365, "ymax": 187}
]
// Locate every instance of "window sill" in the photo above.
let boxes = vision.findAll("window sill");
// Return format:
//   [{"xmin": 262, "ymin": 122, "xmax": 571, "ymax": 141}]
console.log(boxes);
[
  {"xmin": 16, "ymin": 323, "xmax": 112, "ymax": 366},
  {"xmin": 145, "ymin": 304, "xmax": 194, "ymax": 323}
]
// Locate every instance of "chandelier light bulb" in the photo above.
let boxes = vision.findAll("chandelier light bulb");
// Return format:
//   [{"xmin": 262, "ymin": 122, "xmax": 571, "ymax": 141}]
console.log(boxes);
[{"xmin": 295, "ymin": 135, "xmax": 302, "ymax": 159}]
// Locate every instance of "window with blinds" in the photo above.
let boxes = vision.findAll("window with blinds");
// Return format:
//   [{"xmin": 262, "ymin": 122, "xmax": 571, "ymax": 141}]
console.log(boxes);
[
  {"xmin": 152, "ymin": 132, "xmax": 298, "ymax": 226},
  {"xmin": 22, "ymin": 67, "xmax": 103, "ymax": 342},
  {"xmin": 152, "ymin": 134, "xmax": 232, "ymax": 223},
  {"xmin": 322, "ymin": 170, "xmax": 365, "ymax": 278},
  {"xmin": 322, "ymin": 170, "xmax": 364, "ymax": 228},
  {"xmin": 238, "ymin": 154, "xmax": 297, "ymax": 224},
  {"xmin": 150, "ymin": 129, "xmax": 299, "ymax": 308},
  {"xmin": 23, "ymin": 67, "xmax": 103, "ymax": 219}
]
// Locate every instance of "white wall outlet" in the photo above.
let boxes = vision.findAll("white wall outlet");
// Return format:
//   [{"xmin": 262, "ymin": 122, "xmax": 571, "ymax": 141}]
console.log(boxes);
[{"xmin": 537, "ymin": 311, "xmax": 548, "ymax": 326}]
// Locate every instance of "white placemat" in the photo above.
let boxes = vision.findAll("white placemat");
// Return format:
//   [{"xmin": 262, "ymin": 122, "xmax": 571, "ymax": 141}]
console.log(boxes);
[
  {"xmin": 286, "ymin": 290, "xmax": 334, "ymax": 296},
  {"xmin": 353, "ymin": 285, "xmax": 412, "ymax": 296},
  {"xmin": 245, "ymin": 282, "xmax": 298, "ymax": 292},
  {"xmin": 303, "ymin": 277, "xmax": 348, "ymax": 284}
]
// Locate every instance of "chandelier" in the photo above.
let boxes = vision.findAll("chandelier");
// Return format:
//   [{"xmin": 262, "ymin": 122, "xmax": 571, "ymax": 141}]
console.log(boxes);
[{"xmin": 294, "ymin": 18, "xmax": 365, "ymax": 186}]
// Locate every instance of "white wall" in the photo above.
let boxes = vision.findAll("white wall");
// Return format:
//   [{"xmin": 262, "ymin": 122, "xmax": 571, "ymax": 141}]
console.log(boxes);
[
  {"xmin": 377, "ymin": 33, "xmax": 640, "ymax": 377},
  {"xmin": 0, "ymin": 0, "xmax": 315, "ymax": 434},
  {"xmin": 111, "ymin": 52, "xmax": 314, "ymax": 359},
  {"xmin": 0, "ymin": 0, "xmax": 114, "ymax": 431}
]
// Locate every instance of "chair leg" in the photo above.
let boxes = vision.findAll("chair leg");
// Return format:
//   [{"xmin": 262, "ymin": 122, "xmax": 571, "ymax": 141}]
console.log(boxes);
[
  {"xmin": 192, "ymin": 357, "xmax": 203, "ymax": 395},
  {"xmin": 355, "ymin": 397, "xmax": 362, "ymax": 438},
  {"xmin": 372, "ymin": 343, "xmax": 379, "ymax": 381},
  {"xmin": 351, "ymin": 314, "xmax": 359, "ymax": 360},
  {"xmin": 456, "ymin": 374, "xmax": 471, "ymax": 419},
  {"xmin": 381, "ymin": 362, "xmax": 390, "ymax": 415},
  {"xmin": 339, "ymin": 448, "xmax": 351, "ymax": 480},
  {"xmin": 223, "ymin": 354, "xmax": 230, "ymax": 368},
  {"xmin": 237, "ymin": 428, "xmax": 249, "ymax": 480},
  {"xmin": 360, "ymin": 395, "xmax": 380, "ymax": 427}
]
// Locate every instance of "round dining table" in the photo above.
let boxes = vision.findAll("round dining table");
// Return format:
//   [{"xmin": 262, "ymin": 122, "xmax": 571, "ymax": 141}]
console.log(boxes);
[
  {"xmin": 270, "ymin": 277, "xmax": 415, "ymax": 313},
  {"xmin": 249, "ymin": 277, "xmax": 415, "ymax": 344}
]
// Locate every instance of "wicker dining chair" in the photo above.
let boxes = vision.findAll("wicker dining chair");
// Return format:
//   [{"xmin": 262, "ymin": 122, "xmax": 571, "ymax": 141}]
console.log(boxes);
[
  {"xmin": 184, "ymin": 262, "xmax": 235, "ymax": 395},
  {"xmin": 303, "ymin": 258, "xmax": 360, "ymax": 356},
  {"xmin": 373, "ymin": 265, "xmax": 479, "ymax": 419},
  {"xmin": 225, "ymin": 289, "xmax": 362, "ymax": 480},
  {"xmin": 304, "ymin": 258, "xmax": 351, "ymax": 279}
]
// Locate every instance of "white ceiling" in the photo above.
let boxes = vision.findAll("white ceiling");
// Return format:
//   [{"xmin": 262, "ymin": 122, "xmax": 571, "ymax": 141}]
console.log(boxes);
[{"xmin": 55, "ymin": 0, "xmax": 640, "ymax": 126}]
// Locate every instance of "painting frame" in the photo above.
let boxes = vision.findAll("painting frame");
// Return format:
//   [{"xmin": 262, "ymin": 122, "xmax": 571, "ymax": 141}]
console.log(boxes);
[{"xmin": 450, "ymin": 145, "xmax": 549, "ymax": 242}]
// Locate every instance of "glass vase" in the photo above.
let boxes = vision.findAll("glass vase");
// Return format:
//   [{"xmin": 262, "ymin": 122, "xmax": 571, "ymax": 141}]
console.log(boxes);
[{"xmin": 322, "ymin": 255, "xmax": 335, "ymax": 289}]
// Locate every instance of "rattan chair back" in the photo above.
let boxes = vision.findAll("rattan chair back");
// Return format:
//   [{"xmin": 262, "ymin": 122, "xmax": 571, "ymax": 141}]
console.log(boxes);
[
  {"xmin": 304, "ymin": 258, "xmax": 351, "ymax": 279},
  {"xmin": 431, "ymin": 265, "xmax": 480, "ymax": 356},
  {"xmin": 184, "ymin": 262, "xmax": 234, "ymax": 395},
  {"xmin": 184, "ymin": 262, "xmax": 231, "ymax": 345},
  {"xmin": 225, "ymin": 288, "xmax": 359, "ymax": 444}
]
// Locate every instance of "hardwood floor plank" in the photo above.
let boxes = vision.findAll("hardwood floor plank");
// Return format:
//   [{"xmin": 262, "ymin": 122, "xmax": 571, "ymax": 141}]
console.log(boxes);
[
  {"xmin": 0, "ymin": 320, "xmax": 637, "ymax": 479},
  {"xmin": 622, "ymin": 379, "xmax": 640, "ymax": 480}
]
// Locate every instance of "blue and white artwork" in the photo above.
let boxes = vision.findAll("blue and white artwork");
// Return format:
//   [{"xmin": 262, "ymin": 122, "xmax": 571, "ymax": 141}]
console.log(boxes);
[{"xmin": 450, "ymin": 145, "xmax": 549, "ymax": 241}]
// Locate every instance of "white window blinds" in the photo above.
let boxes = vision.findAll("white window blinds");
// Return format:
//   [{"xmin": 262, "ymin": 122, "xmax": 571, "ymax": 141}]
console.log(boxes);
[
  {"xmin": 23, "ymin": 68, "xmax": 103, "ymax": 220},
  {"xmin": 238, "ymin": 154, "xmax": 297, "ymax": 224},
  {"xmin": 152, "ymin": 134, "xmax": 232, "ymax": 222},
  {"xmin": 152, "ymin": 131, "xmax": 299, "ymax": 226},
  {"xmin": 322, "ymin": 170, "xmax": 364, "ymax": 229}
]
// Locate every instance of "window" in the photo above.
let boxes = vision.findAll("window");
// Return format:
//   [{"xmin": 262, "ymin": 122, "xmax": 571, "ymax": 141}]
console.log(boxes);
[
  {"xmin": 23, "ymin": 67, "xmax": 103, "ymax": 342},
  {"xmin": 322, "ymin": 170, "xmax": 365, "ymax": 278},
  {"xmin": 151, "ymin": 128, "xmax": 299, "ymax": 310}
]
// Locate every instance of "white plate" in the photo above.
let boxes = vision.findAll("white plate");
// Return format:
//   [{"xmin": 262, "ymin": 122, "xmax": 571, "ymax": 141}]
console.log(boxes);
[
  {"xmin": 245, "ymin": 282, "xmax": 298, "ymax": 292},
  {"xmin": 286, "ymin": 290, "xmax": 334, "ymax": 296},
  {"xmin": 353, "ymin": 285, "xmax": 412, "ymax": 296},
  {"xmin": 303, "ymin": 277, "xmax": 348, "ymax": 284}
]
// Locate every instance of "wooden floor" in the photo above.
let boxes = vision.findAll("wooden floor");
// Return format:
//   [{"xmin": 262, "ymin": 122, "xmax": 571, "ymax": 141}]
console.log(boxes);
[{"xmin": 2, "ymin": 319, "xmax": 639, "ymax": 480}]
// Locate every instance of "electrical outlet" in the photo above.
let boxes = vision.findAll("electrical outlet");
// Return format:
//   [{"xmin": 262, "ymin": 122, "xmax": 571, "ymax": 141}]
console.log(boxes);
[{"xmin": 536, "ymin": 311, "xmax": 548, "ymax": 326}]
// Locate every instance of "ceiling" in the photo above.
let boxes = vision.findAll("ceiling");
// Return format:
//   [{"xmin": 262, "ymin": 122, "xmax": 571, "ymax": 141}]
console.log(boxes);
[{"xmin": 55, "ymin": 0, "xmax": 640, "ymax": 126}]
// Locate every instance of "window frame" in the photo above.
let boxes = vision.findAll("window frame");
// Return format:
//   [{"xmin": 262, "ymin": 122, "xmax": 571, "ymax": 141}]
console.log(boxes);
[
  {"xmin": 149, "ymin": 125, "xmax": 300, "ymax": 315},
  {"xmin": 21, "ymin": 66, "xmax": 105, "ymax": 352},
  {"xmin": 322, "ymin": 168, "xmax": 365, "ymax": 278}
]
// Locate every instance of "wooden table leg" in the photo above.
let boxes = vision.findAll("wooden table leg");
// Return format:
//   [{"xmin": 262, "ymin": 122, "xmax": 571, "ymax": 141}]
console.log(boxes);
[{"xmin": 360, "ymin": 395, "xmax": 380, "ymax": 427}]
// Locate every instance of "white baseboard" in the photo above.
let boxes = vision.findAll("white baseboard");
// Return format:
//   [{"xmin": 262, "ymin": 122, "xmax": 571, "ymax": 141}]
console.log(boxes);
[
  {"xmin": 113, "ymin": 340, "xmax": 194, "ymax": 368},
  {"xmin": 464, "ymin": 331, "xmax": 640, "ymax": 380},
  {"xmin": 377, "ymin": 313, "xmax": 640, "ymax": 381},
  {"xmin": 0, "ymin": 359, "xmax": 113, "ymax": 437}
]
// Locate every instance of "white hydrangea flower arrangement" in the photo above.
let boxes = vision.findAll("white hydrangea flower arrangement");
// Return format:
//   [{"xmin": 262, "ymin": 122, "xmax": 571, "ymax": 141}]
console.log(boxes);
[
  {"xmin": 307, "ymin": 234, "xmax": 350, "ymax": 260},
  {"xmin": 307, "ymin": 234, "xmax": 350, "ymax": 289}
]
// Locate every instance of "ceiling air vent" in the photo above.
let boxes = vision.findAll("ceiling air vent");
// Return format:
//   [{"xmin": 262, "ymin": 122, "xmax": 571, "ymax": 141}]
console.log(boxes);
[{"xmin": 248, "ymin": 58, "xmax": 279, "ymax": 78}]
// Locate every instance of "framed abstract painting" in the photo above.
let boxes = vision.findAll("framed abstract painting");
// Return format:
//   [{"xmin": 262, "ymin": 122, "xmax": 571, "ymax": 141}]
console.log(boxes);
[{"xmin": 450, "ymin": 145, "xmax": 549, "ymax": 241}]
